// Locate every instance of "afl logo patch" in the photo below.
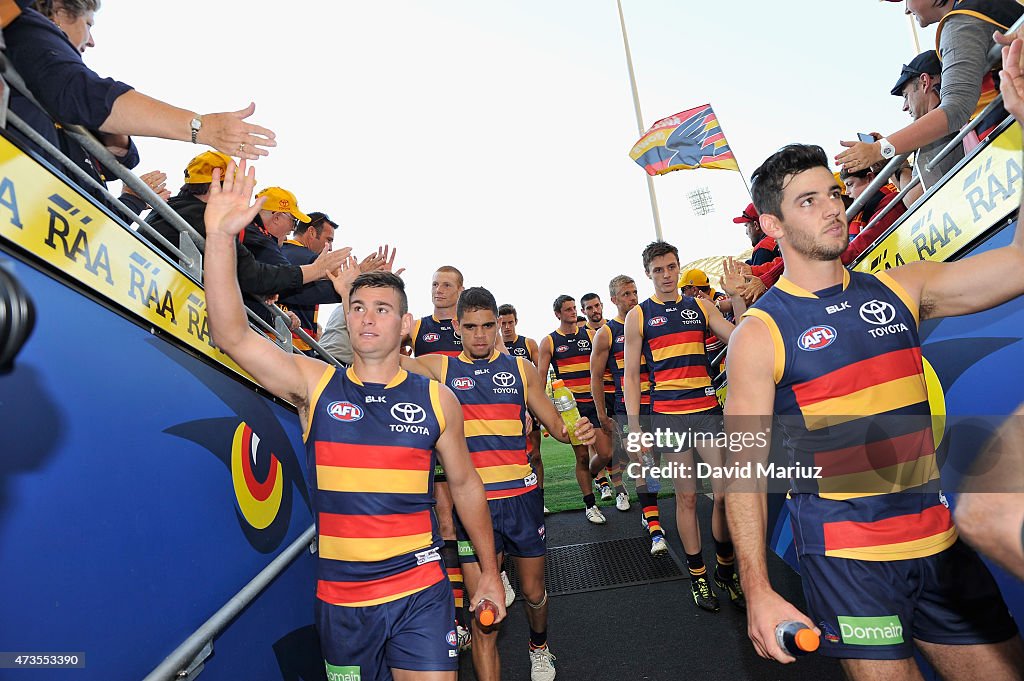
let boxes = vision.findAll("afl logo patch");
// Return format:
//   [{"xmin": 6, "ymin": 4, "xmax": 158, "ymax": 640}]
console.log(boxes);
[
  {"xmin": 451, "ymin": 377, "xmax": 476, "ymax": 390},
  {"xmin": 798, "ymin": 325, "xmax": 837, "ymax": 351},
  {"xmin": 556, "ymin": 345, "xmax": 569, "ymax": 353},
  {"xmin": 328, "ymin": 401, "xmax": 364, "ymax": 421},
  {"xmin": 422, "ymin": 332, "xmax": 440, "ymax": 343},
  {"xmin": 615, "ymin": 335, "xmax": 625, "ymax": 343},
  {"xmin": 648, "ymin": 316, "xmax": 668, "ymax": 327},
  {"xmin": 447, "ymin": 630, "xmax": 458, "ymax": 646}
]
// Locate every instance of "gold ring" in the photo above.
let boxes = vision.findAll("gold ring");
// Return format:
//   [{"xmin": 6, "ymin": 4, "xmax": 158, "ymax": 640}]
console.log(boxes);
[{"xmin": 238, "ymin": 143, "xmax": 245, "ymax": 154}]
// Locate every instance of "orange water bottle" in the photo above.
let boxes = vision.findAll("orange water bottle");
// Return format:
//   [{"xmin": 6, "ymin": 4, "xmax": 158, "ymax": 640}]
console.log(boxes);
[
  {"xmin": 775, "ymin": 621, "xmax": 820, "ymax": 656},
  {"xmin": 550, "ymin": 379, "xmax": 583, "ymax": 445}
]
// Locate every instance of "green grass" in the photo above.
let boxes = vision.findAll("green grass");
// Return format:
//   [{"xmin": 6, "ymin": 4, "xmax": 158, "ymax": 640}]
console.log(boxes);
[{"xmin": 536, "ymin": 436, "xmax": 675, "ymax": 514}]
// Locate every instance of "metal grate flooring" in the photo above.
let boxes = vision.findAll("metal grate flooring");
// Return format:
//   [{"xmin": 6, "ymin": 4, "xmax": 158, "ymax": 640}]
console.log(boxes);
[{"xmin": 503, "ymin": 536, "xmax": 687, "ymax": 597}]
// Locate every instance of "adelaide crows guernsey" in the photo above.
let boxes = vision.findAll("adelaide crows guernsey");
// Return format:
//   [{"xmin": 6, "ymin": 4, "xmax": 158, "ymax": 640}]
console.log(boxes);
[
  {"xmin": 606, "ymin": 317, "xmax": 651, "ymax": 414},
  {"xmin": 504, "ymin": 335, "xmax": 534, "ymax": 362},
  {"xmin": 546, "ymin": 327, "xmax": 595, "ymax": 403},
  {"xmin": 305, "ymin": 366, "xmax": 446, "ymax": 606},
  {"xmin": 636, "ymin": 294, "xmax": 718, "ymax": 414},
  {"xmin": 590, "ymin": 322, "xmax": 616, "ymax": 401},
  {"xmin": 412, "ymin": 315, "xmax": 462, "ymax": 357},
  {"xmin": 745, "ymin": 269, "xmax": 955, "ymax": 561},
  {"xmin": 442, "ymin": 351, "xmax": 536, "ymax": 500}
]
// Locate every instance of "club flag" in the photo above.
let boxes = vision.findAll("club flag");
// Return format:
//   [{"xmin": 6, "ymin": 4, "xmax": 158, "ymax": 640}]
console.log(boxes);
[{"xmin": 630, "ymin": 104, "xmax": 740, "ymax": 176}]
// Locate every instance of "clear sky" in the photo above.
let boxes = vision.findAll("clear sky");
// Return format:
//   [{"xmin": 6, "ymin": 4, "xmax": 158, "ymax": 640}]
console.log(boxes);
[{"xmin": 88, "ymin": 0, "xmax": 936, "ymax": 341}]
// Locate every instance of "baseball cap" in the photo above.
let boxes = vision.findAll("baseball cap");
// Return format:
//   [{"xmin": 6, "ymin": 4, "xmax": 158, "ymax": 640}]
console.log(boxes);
[
  {"xmin": 732, "ymin": 202, "xmax": 759, "ymax": 224},
  {"xmin": 184, "ymin": 151, "xmax": 232, "ymax": 184},
  {"xmin": 679, "ymin": 269, "xmax": 710, "ymax": 288},
  {"xmin": 255, "ymin": 187, "xmax": 311, "ymax": 223},
  {"xmin": 890, "ymin": 50, "xmax": 942, "ymax": 96}
]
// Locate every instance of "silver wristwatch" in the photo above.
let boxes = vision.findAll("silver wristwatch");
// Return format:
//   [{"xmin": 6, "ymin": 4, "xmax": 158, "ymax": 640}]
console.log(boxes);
[{"xmin": 190, "ymin": 116, "xmax": 202, "ymax": 144}]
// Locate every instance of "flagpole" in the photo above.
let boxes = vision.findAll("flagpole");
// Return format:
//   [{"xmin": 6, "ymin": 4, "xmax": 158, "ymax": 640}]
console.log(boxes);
[
  {"xmin": 616, "ymin": 0, "xmax": 664, "ymax": 242},
  {"xmin": 711, "ymin": 106, "xmax": 754, "ymax": 199},
  {"xmin": 907, "ymin": 13, "xmax": 922, "ymax": 55}
]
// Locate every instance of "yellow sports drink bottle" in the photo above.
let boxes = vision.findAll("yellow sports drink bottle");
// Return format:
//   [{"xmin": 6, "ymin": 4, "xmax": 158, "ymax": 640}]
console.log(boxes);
[{"xmin": 550, "ymin": 379, "xmax": 584, "ymax": 446}]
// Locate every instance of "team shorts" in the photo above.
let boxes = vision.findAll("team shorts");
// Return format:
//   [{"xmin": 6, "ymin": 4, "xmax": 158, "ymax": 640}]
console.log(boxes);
[
  {"xmin": 576, "ymin": 400, "xmax": 601, "ymax": 430},
  {"xmin": 455, "ymin": 487, "xmax": 546, "ymax": 563},
  {"xmin": 316, "ymin": 576, "xmax": 458, "ymax": 679},
  {"xmin": 604, "ymin": 393, "xmax": 616, "ymax": 419},
  {"xmin": 433, "ymin": 459, "xmax": 446, "ymax": 483},
  {"xmin": 650, "ymin": 406, "xmax": 724, "ymax": 454},
  {"xmin": 798, "ymin": 540, "xmax": 1018, "ymax": 660}
]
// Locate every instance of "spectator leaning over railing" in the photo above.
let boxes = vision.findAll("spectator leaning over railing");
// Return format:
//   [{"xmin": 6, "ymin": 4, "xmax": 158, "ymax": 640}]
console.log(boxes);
[
  {"xmin": 2, "ymin": 2, "xmax": 276, "ymax": 194},
  {"xmin": 837, "ymin": 0, "xmax": 1023, "ymax": 184}
]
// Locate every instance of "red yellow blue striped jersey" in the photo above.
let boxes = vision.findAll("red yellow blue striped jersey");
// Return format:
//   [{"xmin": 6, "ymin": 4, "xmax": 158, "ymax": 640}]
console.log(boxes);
[
  {"xmin": 606, "ymin": 317, "xmax": 651, "ymax": 413},
  {"xmin": 304, "ymin": 366, "xmax": 447, "ymax": 606},
  {"xmin": 545, "ymin": 327, "xmax": 595, "ymax": 403},
  {"xmin": 636, "ymin": 294, "xmax": 718, "ymax": 414},
  {"xmin": 589, "ymin": 322, "xmax": 616, "ymax": 397},
  {"xmin": 504, "ymin": 335, "xmax": 534, "ymax": 363},
  {"xmin": 412, "ymin": 315, "xmax": 463, "ymax": 358},
  {"xmin": 745, "ymin": 269, "xmax": 955, "ymax": 561},
  {"xmin": 442, "ymin": 351, "xmax": 536, "ymax": 500}
]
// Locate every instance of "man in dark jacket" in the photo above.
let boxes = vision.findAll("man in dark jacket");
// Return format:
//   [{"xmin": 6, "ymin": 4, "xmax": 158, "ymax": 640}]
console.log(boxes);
[{"xmin": 145, "ymin": 152, "xmax": 347, "ymax": 325}]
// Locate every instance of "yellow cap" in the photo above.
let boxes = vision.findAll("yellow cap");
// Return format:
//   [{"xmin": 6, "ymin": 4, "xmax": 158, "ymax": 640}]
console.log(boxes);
[
  {"xmin": 255, "ymin": 186, "xmax": 311, "ymax": 223},
  {"xmin": 679, "ymin": 269, "xmax": 710, "ymax": 288},
  {"xmin": 834, "ymin": 171, "xmax": 847, "ymax": 195},
  {"xmin": 184, "ymin": 151, "xmax": 233, "ymax": 184}
]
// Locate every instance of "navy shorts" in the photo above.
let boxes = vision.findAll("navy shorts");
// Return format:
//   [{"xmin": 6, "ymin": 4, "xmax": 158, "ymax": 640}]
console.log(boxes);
[
  {"xmin": 650, "ymin": 406, "xmax": 724, "ymax": 455},
  {"xmin": 604, "ymin": 393, "xmax": 616, "ymax": 418},
  {"xmin": 456, "ymin": 487, "xmax": 546, "ymax": 563},
  {"xmin": 799, "ymin": 540, "xmax": 1018, "ymax": 660},
  {"xmin": 316, "ymin": 577, "xmax": 457, "ymax": 679},
  {"xmin": 576, "ymin": 400, "xmax": 601, "ymax": 430}
]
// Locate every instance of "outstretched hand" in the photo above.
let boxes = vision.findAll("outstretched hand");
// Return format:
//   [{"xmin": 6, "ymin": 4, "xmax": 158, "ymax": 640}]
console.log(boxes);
[
  {"xmin": 720, "ymin": 257, "xmax": 745, "ymax": 296},
  {"xmin": 997, "ymin": 33, "xmax": 1024, "ymax": 121},
  {"xmin": 198, "ymin": 103, "xmax": 277, "ymax": 160},
  {"xmin": 204, "ymin": 160, "xmax": 265, "ymax": 238},
  {"xmin": 326, "ymin": 255, "xmax": 360, "ymax": 299}
]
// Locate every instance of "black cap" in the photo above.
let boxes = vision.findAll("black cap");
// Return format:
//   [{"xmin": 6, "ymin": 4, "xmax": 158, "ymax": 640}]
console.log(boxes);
[{"xmin": 890, "ymin": 50, "xmax": 942, "ymax": 96}]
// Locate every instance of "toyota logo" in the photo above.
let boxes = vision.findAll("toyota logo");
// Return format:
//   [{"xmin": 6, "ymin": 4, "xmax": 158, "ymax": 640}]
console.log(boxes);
[
  {"xmin": 681, "ymin": 309, "xmax": 700, "ymax": 321},
  {"xmin": 513, "ymin": 347, "xmax": 527, "ymax": 355},
  {"xmin": 859, "ymin": 300, "xmax": 896, "ymax": 325},
  {"xmin": 493, "ymin": 372, "xmax": 516, "ymax": 387},
  {"xmin": 391, "ymin": 402, "xmax": 426, "ymax": 424}
]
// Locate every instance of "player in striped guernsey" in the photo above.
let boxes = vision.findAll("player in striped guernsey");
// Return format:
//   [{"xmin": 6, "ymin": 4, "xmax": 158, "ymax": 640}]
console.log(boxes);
[
  {"xmin": 498, "ymin": 303, "xmax": 545, "ymax": 512},
  {"xmin": 407, "ymin": 265, "xmax": 468, "ymax": 642},
  {"xmin": 202, "ymin": 163, "xmax": 505, "ymax": 681},
  {"xmin": 537, "ymin": 295, "xmax": 614, "ymax": 525},
  {"xmin": 725, "ymin": 143, "xmax": 1024, "ymax": 676},
  {"xmin": 581, "ymin": 292, "xmax": 624, "ymax": 503},
  {"xmin": 624, "ymin": 241, "xmax": 747, "ymax": 612},
  {"xmin": 405, "ymin": 288, "xmax": 596, "ymax": 681},
  {"xmin": 585, "ymin": 286, "xmax": 635, "ymax": 516}
]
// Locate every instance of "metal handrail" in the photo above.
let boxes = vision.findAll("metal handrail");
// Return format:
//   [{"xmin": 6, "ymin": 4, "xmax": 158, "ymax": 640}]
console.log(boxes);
[
  {"xmin": 140, "ymin": 525, "xmax": 316, "ymax": 681},
  {"xmin": 843, "ymin": 153, "xmax": 912, "ymax": 222},
  {"xmin": 5, "ymin": 109, "xmax": 190, "ymax": 262}
]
